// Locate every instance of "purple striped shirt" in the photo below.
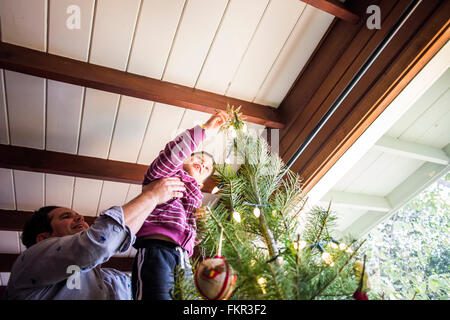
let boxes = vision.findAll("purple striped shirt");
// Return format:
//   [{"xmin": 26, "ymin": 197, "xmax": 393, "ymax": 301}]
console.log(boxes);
[{"xmin": 136, "ymin": 125, "xmax": 205, "ymax": 257}]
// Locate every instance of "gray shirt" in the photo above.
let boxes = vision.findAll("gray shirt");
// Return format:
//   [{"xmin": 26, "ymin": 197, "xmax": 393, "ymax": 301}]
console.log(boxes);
[{"xmin": 5, "ymin": 206, "xmax": 136, "ymax": 300}]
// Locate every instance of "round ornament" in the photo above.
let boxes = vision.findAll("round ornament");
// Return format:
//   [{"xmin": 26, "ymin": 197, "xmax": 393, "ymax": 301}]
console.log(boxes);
[{"xmin": 194, "ymin": 256, "xmax": 237, "ymax": 300}]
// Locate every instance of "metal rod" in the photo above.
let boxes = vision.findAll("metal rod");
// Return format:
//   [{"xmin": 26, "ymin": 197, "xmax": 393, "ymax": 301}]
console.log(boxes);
[{"xmin": 284, "ymin": 0, "xmax": 422, "ymax": 172}]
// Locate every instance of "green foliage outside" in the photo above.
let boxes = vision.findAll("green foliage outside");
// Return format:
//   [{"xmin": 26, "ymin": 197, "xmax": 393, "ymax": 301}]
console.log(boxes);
[{"xmin": 363, "ymin": 172, "xmax": 449, "ymax": 300}]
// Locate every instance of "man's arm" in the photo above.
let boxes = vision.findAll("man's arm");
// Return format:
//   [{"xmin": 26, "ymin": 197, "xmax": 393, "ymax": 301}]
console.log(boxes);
[
  {"xmin": 8, "ymin": 178, "xmax": 184, "ymax": 290},
  {"xmin": 123, "ymin": 177, "xmax": 185, "ymax": 234}
]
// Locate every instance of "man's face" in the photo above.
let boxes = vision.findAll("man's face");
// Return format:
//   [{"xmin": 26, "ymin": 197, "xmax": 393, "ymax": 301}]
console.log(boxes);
[
  {"xmin": 183, "ymin": 153, "xmax": 214, "ymax": 185},
  {"xmin": 47, "ymin": 207, "xmax": 89, "ymax": 237}
]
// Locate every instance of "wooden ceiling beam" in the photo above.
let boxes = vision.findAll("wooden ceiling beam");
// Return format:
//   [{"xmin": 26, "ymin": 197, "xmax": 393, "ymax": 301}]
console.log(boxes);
[
  {"xmin": 299, "ymin": 0, "xmax": 360, "ymax": 24},
  {"xmin": 0, "ymin": 41, "xmax": 283, "ymax": 129},
  {"xmin": 279, "ymin": 0, "xmax": 449, "ymax": 194},
  {"xmin": 0, "ymin": 253, "xmax": 134, "ymax": 273},
  {"xmin": 0, "ymin": 144, "xmax": 217, "ymax": 193}
]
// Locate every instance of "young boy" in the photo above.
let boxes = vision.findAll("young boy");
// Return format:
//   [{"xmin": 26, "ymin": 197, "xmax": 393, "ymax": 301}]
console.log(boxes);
[{"xmin": 132, "ymin": 111, "xmax": 228, "ymax": 300}]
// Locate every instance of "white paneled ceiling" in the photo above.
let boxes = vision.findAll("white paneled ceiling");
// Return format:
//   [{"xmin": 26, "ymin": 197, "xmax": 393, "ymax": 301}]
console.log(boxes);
[{"xmin": 0, "ymin": 0, "xmax": 336, "ymax": 266}]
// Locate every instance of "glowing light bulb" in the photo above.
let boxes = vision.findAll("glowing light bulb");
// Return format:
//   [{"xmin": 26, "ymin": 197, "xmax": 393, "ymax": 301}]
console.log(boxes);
[
  {"xmin": 339, "ymin": 243, "xmax": 348, "ymax": 251},
  {"xmin": 233, "ymin": 211, "xmax": 241, "ymax": 223},
  {"xmin": 330, "ymin": 262, "xmax": 335, "ymax": 267},
  {"xmin": 298, "ymin": 240, "xmax": 307, "ymax": 249},
  {"xmin": 329, "ymin": 242, "xmax": 338, "ymax": 250},
  {"xmin": 253, "ymin": 207, "xmax": 261, "ymax": 218},
  {"xmin": 272, "ymin": 209, "xmax": 277, "ymax": 216},
  {"xmin": 229, "ymin": 127, "xmax": 237, "ymax": 138},
  {"xmin": 257, "ymin": 277, "xmax": 267, "ymax": 294},
  {"xmin": 224, "ymin": 157, "xmax": 232, "ymax": 164},
  {"xmin": 345, "ymin": 247, "xmax": 353, "ymax": 254},
  {"xmin": 321, "ymin": 252, "xmax": 333, "ymax": 265}
]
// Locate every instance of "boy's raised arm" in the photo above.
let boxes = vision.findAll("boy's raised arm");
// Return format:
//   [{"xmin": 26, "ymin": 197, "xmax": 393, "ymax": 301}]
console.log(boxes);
[
  {"xmin": 144, "ymin": 125, "xmax": 205, "ymax": 181},
  {"xmin": 144, "ymin": 111, "xmax": 228, "ymax": 182}
]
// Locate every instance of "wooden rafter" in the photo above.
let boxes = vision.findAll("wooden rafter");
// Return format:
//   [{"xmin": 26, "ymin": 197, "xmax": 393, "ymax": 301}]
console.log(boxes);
[
  {"xmin": 279, "ymin": 0, "xmax": 449, "ymax": 194},
  {"xmin": 0, "ymin": 144, "xmax": 217, "ymax": 193},
  {"xmin": 299, "ymin": 0, "xmax": 360, "ymax": 24},
  {"xmin": 0, "ymin": 41, "xmax": 283, "ymax": 129},
  {"xmin": 0, "ymin": 253, "xmax": 133, "ymax": 273}
]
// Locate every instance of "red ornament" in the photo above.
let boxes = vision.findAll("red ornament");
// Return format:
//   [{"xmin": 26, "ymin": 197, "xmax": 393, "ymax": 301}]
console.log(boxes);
[
  {"xmin": 353, "ymin": 289, "xmax": 369, "ymax": 300},
  {"xmin": 194, "ymin": 256, "xmax": 237, "ymax": 300}
]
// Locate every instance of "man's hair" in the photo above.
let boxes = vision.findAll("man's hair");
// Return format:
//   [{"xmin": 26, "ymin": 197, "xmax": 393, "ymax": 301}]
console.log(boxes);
[
  {"xmin": 21, "ymin": 206, "xmax": 60, "ymax": 248},
  {"xmin": 191, "ymin": 151, "xmax": 216, "ymax": 180}
]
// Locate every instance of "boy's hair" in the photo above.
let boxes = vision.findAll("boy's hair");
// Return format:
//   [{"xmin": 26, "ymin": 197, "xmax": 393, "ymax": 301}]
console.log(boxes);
[
  {"xmin": 191, "ymin": 151, "xmax": 216, "ymax": 180},
  {"xmin": 21, "ymin": 206, "xmax": 60, "ymax": 249}
]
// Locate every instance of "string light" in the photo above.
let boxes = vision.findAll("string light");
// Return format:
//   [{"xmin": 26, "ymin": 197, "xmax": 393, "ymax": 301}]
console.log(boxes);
[
  {"xmin": 253, "ymin": 207, "xmax": 261, "ymax": 218},
  {"xmin": 294, "ymin": 240, "xmax": 307, "ymax": 250},
  {"xmin": 232, "ymin": 211, "xmax": 241, "ymax": 223},
  {"xmin": 257, "ymin": 277, "xmax": 267, "ymax": 295},
  {"xmin": 321, "ymin": 251, "xmax": 333, "ymax": 265},
  {"xmin": 229, "ymin": 127, "xmax": 237, "ymax": 138},
  {"xmin": 298, "ymin": 240, "xmax": 307, "ymax": 249},
  {"xmin": 272, "ymin": 209, "xmax": 277, "ymax": 216},
  {"xmin": 224, "ymin": 157, "xmax": 232, "ymax": 164},
  {"xmin": 345, "ymin": 247, "xmax": 354, "ymax": 254},
  {"xmin": 329, "ymin": 242, "xmax": 339, "ymax": 250},
  {"xmin": 339, "ymin": 243, "xmax": 348, "ymax": 251}
]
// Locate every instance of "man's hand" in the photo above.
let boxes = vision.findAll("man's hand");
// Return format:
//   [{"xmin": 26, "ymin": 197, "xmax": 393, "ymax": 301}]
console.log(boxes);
[
  {"xmin": 142, "ymin": 177, "xmax": 186, "ymax": 205},
  {"xmin": 123, "ymin": 178, "xmax": 186, "ymax": 234},
  {"xmin": 202, "ymin": 110, "xmax": 228, "ymax": 131}
]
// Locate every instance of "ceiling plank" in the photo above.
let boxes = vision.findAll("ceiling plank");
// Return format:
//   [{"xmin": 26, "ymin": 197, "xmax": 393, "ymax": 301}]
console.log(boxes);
[
  {"xmin": 299, "ymin": 0, "xmax": 360, "ymax": 24},
  {"xmin": 0, "ymin": 41, "xmax": 283, "ymax": 129},
  {"xmin": 0, "ymin": 144, "xmax": 217, "ymax": 193},
  {"xmin": 321, "ymin": 191, "xmax": 391, "ymax": 212},
  {"xmin": 0, "ymin": 253, "xmax": 133, "ymax": 272},
  {"xmin": 345, "ymin": 158, "xmax": 450, "ymax": 238},
  {"xmin": 373, "ymin": 135, "xmax": 449, "ymax": 165}
]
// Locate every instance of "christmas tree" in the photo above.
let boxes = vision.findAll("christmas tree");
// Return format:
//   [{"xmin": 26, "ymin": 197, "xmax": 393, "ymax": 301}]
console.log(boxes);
[{"xmin": 173, "ymin": 106, "xmax": 369, "ymax": 300}]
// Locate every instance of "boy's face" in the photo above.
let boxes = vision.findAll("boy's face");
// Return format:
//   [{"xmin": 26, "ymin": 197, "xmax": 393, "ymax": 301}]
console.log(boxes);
[{"xmin": 183, "ymin": 153, "xmax": 214, "ymax": 186}]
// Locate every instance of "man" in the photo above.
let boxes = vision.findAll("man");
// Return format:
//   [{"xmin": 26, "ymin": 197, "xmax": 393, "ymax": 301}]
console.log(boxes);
[{"xmin": 5, "ymin": 177, "xmax": 186, "ymax": 300}]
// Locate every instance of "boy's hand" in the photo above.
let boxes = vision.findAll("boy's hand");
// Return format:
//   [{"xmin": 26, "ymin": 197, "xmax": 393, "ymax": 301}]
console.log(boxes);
[{"xmin": 202, "ymin": 110, "xmax": 228, "ymax": 131}]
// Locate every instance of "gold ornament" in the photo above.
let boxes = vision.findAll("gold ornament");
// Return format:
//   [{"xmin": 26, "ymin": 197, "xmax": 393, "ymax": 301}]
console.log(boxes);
[
  {"xmin": 353, "ymin": 260, "xmax": 371, "ymax": 292},
  {"xmin": 257, "ymin": 277, "xmax": 267, "ymax": 295}
]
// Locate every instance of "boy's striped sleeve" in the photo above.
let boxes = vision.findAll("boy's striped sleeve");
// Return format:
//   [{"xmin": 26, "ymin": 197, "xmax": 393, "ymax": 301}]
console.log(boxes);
[{"xmin": 143, "ymin": 125, "xmax": 205, "ymax": 182}]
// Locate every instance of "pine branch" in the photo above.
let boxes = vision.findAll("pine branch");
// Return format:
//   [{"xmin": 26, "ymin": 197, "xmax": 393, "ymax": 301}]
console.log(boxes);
[
  {"xmin": 268, "ymin": 263, "xmax": 285, "ymax": 300},
  {"xmin": 207, "ymin": 207, "xmax": 241, "ymax": 260},
  {"xmin": 258, "ymin": 209, "xmax": 279, "ymax": 262},
  {"xmin": 309, "ymin": 239, "xmax": 366, "ymax": 300},
  {"xmin": 314, "ymin": 202, "xmax": 332, "ymax": 244}
]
